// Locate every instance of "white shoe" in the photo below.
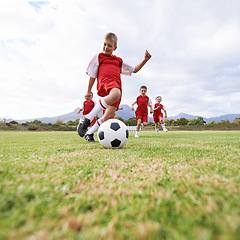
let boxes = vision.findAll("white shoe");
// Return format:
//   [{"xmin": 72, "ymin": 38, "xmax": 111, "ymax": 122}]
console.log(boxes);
[
  {"xmin": 156, "ymin": 128, "xmax": 159, "ymax": 134},
  {"xmin": 163, "ymin": 128, "xmax": 168, "ymax": 132},
  {"xmin": 135, "ymin": 132, "xmax": 139, "ymax": 137}
]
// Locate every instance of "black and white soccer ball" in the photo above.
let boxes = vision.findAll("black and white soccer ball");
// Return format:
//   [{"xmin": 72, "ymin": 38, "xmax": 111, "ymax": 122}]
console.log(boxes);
[{"xmin": 97, "ymin": 119, "xmax": 129, "ymax": 148}]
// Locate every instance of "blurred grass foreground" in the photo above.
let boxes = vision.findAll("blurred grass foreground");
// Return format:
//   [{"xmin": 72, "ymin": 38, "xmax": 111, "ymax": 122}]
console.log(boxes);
[{"xmin": 0, "ymin": 131, "xmax": 239, "ymax": 240}]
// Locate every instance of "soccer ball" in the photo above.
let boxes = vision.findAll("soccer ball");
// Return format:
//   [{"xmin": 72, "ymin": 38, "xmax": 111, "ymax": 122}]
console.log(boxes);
[{"xmin": 97, "ymin": 119, "xmax": 129, "ymax": 148}]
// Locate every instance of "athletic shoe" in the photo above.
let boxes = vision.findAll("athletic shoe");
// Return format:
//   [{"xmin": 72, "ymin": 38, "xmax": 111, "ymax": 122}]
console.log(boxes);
[
  {"xmin": 156, "ymin": 128, "xmax": 159, "ymax": 134},
  {"xmin": 77, "ymin": 117, "xmax": 91, "ymax": 137},
  {"xmin": 163, "ymin": 128, "xmax": 168, "ymax": 132},
  {"xmin": 135, "ymin": 132, "xmax": 139, "ymax": 138},
  {"xmin": 85, "ymin": 133, "xmax": 95, "ymax": 142}
]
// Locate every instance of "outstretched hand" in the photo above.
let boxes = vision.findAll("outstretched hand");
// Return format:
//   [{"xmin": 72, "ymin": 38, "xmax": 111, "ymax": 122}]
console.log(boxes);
[{"xmin": 145, "ymin": 50, "xmax": 152, "ymax": 61}]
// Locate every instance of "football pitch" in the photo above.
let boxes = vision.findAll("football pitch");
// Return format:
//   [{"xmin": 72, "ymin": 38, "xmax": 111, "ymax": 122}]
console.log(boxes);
[{"xmin": 0, "ymin": 131, "xmax": 239, "ymax": 240}]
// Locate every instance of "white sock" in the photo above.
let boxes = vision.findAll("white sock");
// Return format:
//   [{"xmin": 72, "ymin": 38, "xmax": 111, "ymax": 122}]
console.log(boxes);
[
  {"xmin": 85, "ymin": 99, "xmax": 108, "ymax": 121},
  {"xmin": 161, "ymin": 123, "xmax": 167, "ymax": 130},
  {"xmin": 86, "ymin": 119, "xmax": 102, "ymax": 135}
]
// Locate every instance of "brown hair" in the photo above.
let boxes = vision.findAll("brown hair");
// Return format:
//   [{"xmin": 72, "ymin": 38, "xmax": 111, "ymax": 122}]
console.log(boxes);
[
  {"xmin": 155, "ymin": 96, "xmax": 162, "ymax": 100},
  {"xmin": 105, "ymin": 32, "xmax": 118, "ymax": 46},
  {"xmin": 140, "ymin": 85, "xmax": 147, "ymax": 90}
]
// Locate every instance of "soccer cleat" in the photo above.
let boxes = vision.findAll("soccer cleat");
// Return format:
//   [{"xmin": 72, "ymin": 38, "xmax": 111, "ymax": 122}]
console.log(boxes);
[
  {"xmin": 163, "ymin": 128, "xmax": 168, "ymax": 132},
  {"xmin": 156, "ymin": 128, "xmax": 159, "ymax": 134},
  {"xmin": 85, "ymin": 133, "xmax": 95, "ymax": 142},
  {"xmin": 77, "ymin": 117, "xmax": 91, "ymax": 137}
]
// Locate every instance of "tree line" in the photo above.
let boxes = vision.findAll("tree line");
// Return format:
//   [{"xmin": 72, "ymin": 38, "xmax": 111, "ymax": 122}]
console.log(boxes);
[{"xmin": 1, "ymin": 116, "xmax": 240, "ymax": 131}]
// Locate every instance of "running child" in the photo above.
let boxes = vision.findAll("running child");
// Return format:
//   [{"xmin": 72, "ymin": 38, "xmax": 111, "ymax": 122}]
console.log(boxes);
[
  {"xmin": 153, "ymin": 95, "xmax": 168, "ymax": 133},
  {"xmin": 77, "ymin": 32, "xmax": 152, "ymax": 142},
  {"xmin": 131, "ymin": 85, "xmax": 153, "ymax": 137},
  {"xmin": 77, "ymin": 92, "xmax": 97, "ymax": 127}
]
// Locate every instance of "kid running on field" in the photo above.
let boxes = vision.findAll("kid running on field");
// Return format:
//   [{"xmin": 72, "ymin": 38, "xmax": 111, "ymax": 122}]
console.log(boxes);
[
  {"xmin": 131, "ymin": 85, "xmax": 153, "ymax": 138},
  {"xmin": 77, "ymin": 32, "xmax": 152, "ymax": 142},
  {"xmin": 77, "ymin": 92, "xmax": 97, "ymax": 128},
  {"xmin": 153, "ymin": 95, "xmax": 168, "ymax": 133}
]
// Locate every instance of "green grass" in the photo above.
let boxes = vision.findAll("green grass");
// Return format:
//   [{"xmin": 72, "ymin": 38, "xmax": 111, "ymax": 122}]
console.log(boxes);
[{"xmin": 0, "ymin": 131, "xmax": 240, "ymax": 240}]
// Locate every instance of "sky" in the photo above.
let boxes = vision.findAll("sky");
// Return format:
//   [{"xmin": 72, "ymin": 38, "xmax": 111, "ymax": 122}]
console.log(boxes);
[{"xmin": 1, "ymin": 0, "xmax": 240, "ymax": 121}]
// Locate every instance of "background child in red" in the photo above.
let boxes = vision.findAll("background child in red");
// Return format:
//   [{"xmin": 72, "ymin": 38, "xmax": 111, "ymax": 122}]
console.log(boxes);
[
  {"xmin": 153, "ymin": 96, "xmax": 168, "ymax": 133},
  {"xmin": 131, "ymin": 86, "xmax": 153, "ymax": 137},
  {"xmin": 77, "ymin": 32, "xmax": 152, "ymax": 142},
  {"xmin": 77, "ymin": 92, "xmax": 97, "ymax": 126}
]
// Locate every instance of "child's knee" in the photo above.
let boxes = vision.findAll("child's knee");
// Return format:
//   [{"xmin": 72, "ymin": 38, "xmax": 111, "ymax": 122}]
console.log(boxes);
[
  {"xmin": 110, "ymin": 88, "xmax": 121, "ymax": 99},
  {"xmin": 143, "ymin": 122, "xmax": 148, "ymax": 126}
]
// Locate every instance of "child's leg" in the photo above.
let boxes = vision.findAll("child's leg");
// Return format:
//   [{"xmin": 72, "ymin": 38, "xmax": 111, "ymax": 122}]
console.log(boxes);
[
  {"xmin": 142, "ymin": 115, "xmax": 148, "ymax": 127},
  {"xmin": 135, "ymin": 118, "xmax": 142, "ymax": 137},
  {"xmin": 85, "ymin": 88, "xmax": 121, "ymax": 121},
  {"xmin": 86, "ymin": 106, "xmax": 117, "ymax": 135},
  {"xmin": 101, "ymin": 106, "xmax": 117, "ymax": 122},
  {"xmin": 136, "ymin": 119, "xmax": 142, "ymax": 132},
  {"xmin": 155, "ymin": 122, "xmax": 159, "ymax": 134},
  {"xmin": 78, "ymin": 88, "xmax": 121, "ymax": 137},
  {"xmin": 159, "ymin": 117, "xmax": 164, "ymax": 124},
  {"xmin": 104, "ymin": 88, "xmax": 121, "ymax": 105},
  {"xmin": 160, "ymin": 117, "xmax": 168, "ymax": 132}
]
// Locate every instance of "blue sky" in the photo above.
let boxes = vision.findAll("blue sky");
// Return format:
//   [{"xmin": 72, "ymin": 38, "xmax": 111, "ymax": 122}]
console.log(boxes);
[{"xmin": 1, "ymin": 0, "xmax": 240, "ymax": 120}]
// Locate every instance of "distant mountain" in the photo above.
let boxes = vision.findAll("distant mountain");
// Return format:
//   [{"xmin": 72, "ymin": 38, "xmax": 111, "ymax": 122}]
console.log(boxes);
[
  {"xmin": 167, "ymin": 112, "xmax": 240, "ymax": 123},
  {"xmin": 204, "ymin": 114, "xmax": 240, "ymax": 123},
  {"xmin": 16, "ymin": 105, "xmax": 152, "ymax": 123},
  {"xmin": 16, "ymin": 105, "xmax": 239, "ymax": 124},
  {"xmin": 168, "ymin": 113, "xmax": 202, "ymax": 121},
  {"xmin": 17, "ymin": 108, "xmax": 83, "ymax": 124}
]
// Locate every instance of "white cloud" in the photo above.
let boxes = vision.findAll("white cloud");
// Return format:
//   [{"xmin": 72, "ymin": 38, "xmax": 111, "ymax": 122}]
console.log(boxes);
[{"xmin": 1, "ymin": 0, "xmax": 240, "ymax": 120}]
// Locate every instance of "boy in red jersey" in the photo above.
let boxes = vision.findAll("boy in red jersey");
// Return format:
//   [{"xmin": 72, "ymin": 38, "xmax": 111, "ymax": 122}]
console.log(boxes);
[
  {"xmin": 153, "ymin": 96, "xmax": 168, "ymax": 133},
  {"xmin": 76, "ymin": 92, "xmax": 97, "ymax": 126},
  {"xmin": 77, "ymin": 32, "xmax": 152, "ymax": 142},
  {"xmin": 131, "ymin": 86, "xmax": 153, "ymax": 137}
]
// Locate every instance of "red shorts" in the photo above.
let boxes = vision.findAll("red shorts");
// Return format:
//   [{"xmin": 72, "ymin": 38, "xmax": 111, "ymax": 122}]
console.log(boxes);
[
  {"xmin": 136, "ymin": 113, "xmax": 148, "ymax": 123},
  {"xmin": 153, "ymin": 114, "xmax": 163, "ymax": 123},
  {"xmin": 111, "ymin": 97, "xmax": 121, "ymax": 108},
  {"xmin": 97, "ymin": 81, "xmax": 122, "ymax": 108}
]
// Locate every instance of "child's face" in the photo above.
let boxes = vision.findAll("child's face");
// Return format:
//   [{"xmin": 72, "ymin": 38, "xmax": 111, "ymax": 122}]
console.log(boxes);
[
  {"xmin": 103, "ymin": 38, "xmax": 117, "ymax": 55},
  {"xmin": 139, "ymin": 88, "xmax": 147, "ymax": 96},
  {"xmin": 156, "ymin": 97, "xmax": 162, "ymax": 103},
  {"xmin": 85, "ymin": 94, "xmax": 93, "ymax": 101}
]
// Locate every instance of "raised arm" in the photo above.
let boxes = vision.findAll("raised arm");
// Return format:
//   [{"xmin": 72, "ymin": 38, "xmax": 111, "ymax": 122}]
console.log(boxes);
[{"xmin": 133, "ymin": 50, "xmax": 152, "ymax": 73}]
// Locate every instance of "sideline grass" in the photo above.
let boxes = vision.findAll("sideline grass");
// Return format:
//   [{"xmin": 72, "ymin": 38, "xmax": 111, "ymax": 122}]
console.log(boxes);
[{"xmin": 0, "ymin": 131, "xmax": 240, "ymax": 240}]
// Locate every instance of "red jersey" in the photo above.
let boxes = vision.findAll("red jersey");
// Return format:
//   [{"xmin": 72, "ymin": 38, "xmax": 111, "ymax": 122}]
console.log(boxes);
[
  {"xmin": 97, "ymin": 53, "xmax": 122, "ymax": 96},
  {"xmin": 153, "ymin": 103, "xmax": 166, "ymax": 118},
  {"xmin": 86, "ymin": 53, "xmax": 135, "ymax": 97},
  {"xmin": 82, "ymin": 100, "xmax": 95, "ymax": 115},
  {"xmin": 134, "ymin": 95, "xmax": 151, "ymax": 115}
]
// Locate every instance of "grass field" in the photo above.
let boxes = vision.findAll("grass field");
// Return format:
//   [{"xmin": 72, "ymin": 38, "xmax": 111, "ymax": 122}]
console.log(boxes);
[{"xmin": 0, "ymin": 131, "xmax": 240, "ymax": 240}]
